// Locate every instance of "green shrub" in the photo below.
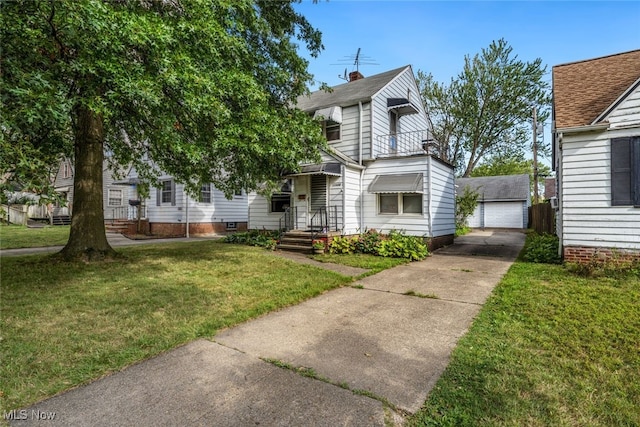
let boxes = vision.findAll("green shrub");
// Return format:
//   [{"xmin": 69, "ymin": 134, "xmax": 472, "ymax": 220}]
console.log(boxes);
[
  {"xmin": 522, "ymin": 233, "xmax": 561, "ymax": 264},
  {"xmin": 376, "ymin": 230, "xmax": 429, "ymax": 261},
  {"xmin": 330, "ymin": 230, "xmax": 428, "ymax": 261},
  {"xmin": 329, "ymin": 235, "xmax": 357, "ymax": 254},
  {"xmin": 223, "ymin": 230, "xmax": 279, "ymax": 250},
  {"xmin": 354, "ymin": 229, "xmax": 383, "ymax": 254},
  {"xmin": 566, "ymin": 255, "xmax": 640, "ymax": 278}
]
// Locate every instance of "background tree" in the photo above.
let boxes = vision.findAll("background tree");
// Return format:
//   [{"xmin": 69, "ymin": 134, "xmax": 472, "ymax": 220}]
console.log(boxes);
[
  {"xmin": 1, "ymin": 0, "xmax": 325, "ymax": 260},
  {"xmin": 417, "ymin": 39, "xmax": 550, "ymax": 177}
]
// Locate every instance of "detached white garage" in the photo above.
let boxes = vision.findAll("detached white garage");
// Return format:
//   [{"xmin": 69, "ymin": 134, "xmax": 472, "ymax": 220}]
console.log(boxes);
[{"xmin": 457, "ymin": 174, "xmax": 530, "ymax": 229}]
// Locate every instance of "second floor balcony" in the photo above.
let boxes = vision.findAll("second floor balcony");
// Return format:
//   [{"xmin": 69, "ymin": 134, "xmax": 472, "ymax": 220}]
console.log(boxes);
[{"xmin": 373, "ymin": 129, "xmax": 442, "ymax": 160}]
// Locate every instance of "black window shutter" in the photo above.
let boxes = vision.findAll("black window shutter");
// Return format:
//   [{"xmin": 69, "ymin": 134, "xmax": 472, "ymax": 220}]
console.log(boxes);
[
  {"xmin": 156, "ymin": 187, "xmax": 161, "ymax": 206},
  {"xmin": 171, "ymin": 180, "xmax": 176, "ymax": 206},
  {"xmin": 611, "ymin": 137, "xmax": 632, "ymax": 206},
  {"xmin": 632, "ymin": 137, "xmax": 640, "ymax": 206}
]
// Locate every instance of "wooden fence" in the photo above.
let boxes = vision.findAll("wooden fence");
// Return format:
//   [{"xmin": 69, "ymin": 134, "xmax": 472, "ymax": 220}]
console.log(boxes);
[{"xmin": 528, "ymin": 203, "xmax": 556, "ymax": 235}]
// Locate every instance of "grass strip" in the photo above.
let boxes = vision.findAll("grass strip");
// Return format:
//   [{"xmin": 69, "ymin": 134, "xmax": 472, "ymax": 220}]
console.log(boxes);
[{"xmin": 408, "ymin": 262, "xmax": 640, "ymax": 426}]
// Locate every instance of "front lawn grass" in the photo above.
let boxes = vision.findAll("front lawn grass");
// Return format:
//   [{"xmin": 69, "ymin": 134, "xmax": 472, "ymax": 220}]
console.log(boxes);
[
  {"xmin": 409, "ymin": 262, "xmax": 640, "ymax": 426},
  {"xmin": 311, "ymin": 253, "xmax": 409, "ymax": 276},
  {"xmin": 0, "ymin": 224, "xmax": 70, "ymax": 249},
  {"xmin": 0, "ymin": 240, "xmax": 352, "ymax": 412}
]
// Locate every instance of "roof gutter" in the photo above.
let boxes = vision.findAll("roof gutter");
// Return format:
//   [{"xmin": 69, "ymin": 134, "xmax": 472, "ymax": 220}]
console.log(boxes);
[{"xmin": 555, "ymin": 122, "xmax": 609, "ymax": 135}]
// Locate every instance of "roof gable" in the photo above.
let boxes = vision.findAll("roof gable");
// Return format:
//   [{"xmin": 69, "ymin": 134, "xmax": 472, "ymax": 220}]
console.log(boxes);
[
  {"xmin": 457, "ymin": 174, "xmax": 530, "ymax": 202},
  {"xmin": 552, "ymin": 49, "xmax": 640, "ymax": 129},
  {"xmin": 295, "ymin": 66, "xmax": 411, "ymax": 112}
]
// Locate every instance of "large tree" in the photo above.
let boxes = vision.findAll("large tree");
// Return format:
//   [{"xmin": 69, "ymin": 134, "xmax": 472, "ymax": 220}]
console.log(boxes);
[
  {"xmin": 417, "ymin": 39, "xmax": 550, "ymax": 177},
  {"xmin": 1, "ymin": 0, "xmax": 325, "ymax": 260}
]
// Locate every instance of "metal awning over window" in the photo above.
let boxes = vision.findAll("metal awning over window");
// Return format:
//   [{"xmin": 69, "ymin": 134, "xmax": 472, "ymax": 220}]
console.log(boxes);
[
  {"xmin": 387, "ymin": 98, "xmax": 419, "ymax": 116},
  {"xmin": 313, "ymin": 106, "xmax": 342, "ymax": 123},
  {"xmin": 284, "ymin": 162, "xmax": 342, "ymax": 177},
  {"xmin": 112, "ymin": 177, "xmax": 142, "ymax": 186},
  {"xmin": 368, "ymin": 173, "xmax": 423, "ymax": 193}
]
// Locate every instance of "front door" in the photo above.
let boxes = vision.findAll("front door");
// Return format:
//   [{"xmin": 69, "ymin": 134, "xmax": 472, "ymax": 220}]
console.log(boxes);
[{"xmin": 309, "ymin": 174, "xmax": 327, "ymax": 226}]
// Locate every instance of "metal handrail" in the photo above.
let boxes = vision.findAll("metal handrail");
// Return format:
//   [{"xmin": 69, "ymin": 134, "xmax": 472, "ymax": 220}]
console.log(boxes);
[
  {"xmin": 309, "ymin": 206, "xmax": 338, "ymax": 241},
  {"xmin": 278, "ymin": 206, "xmax": 298, "ymax": 233}
]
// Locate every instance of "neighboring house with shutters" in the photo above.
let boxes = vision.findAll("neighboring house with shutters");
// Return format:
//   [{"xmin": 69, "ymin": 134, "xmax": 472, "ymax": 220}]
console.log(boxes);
[
  {"xmin": 248, "ymin": 66, "xmax": 456, "ymax": 250},
  {"xmin": 456, "ymin": 174, "xmax": 530, "ymax": 230},
  {"xmin": 552, "ymin": 49, "xmax": 640, "ymax": 262}
]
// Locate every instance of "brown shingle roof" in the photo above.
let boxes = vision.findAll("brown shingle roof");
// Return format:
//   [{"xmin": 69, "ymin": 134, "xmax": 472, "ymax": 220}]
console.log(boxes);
[{"xmin": 552, "ymin": 49, "xmax": 640, "ymax": 129}]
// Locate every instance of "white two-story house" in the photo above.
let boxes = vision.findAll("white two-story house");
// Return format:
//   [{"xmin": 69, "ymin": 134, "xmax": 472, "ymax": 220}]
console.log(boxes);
[{"xmin": 249, "ymin": 66, "xmax": 456, "ymax": 250}]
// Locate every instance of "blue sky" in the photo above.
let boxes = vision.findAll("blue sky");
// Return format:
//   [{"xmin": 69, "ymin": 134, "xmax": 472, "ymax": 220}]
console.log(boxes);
[{"xmin": 293, "ymin": 0, "xmax": 640, "ymax": 167}]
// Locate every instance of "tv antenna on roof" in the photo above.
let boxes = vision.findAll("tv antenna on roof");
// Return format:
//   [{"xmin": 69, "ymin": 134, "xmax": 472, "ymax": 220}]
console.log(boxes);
[{"xmin": 332, "ymin": 48, "xmax": 378, "ymax": 80}]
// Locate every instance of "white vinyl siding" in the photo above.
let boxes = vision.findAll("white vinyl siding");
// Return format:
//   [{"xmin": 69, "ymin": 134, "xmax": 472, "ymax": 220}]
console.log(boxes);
[
  {"xmin": 148, "ymin": 179, "xmax": 248, "ymax": 225},
  {"xmin": 370, "ymin": 67, "xmax": 430, "ymax": 159},
  {"xmin": 343, "ymin": 167, "xmax": 361, "ymax": 234},
  {"xmin": 606, "ymin": 86, "xmax": 640, "ymax": 129},
  {"xmin": 327, "ymin": 103, "xmax": 371, "ymax": 162},
  {"xmin": 559, "ymin": 129, "xmax": 640, "ymax": 250},
  {"xmin": 361, "ymin": 157, "xmax": 430, "ymax": 237},
  {"xmin": 429, "ymin": 158, "xmax": 456, "ymax": 237}
]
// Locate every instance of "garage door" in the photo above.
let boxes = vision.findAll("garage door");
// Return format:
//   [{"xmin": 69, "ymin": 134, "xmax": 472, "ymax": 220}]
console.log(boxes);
[
  {"xmin": 467, "ymin": 205, "xmax": 482, "ymax": 228},
  {"xmin": 484, "ymin": 202, "xmax": 523, "ymax": 228}
]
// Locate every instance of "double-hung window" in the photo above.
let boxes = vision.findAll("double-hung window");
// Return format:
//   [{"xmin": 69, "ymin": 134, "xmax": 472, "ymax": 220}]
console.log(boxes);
[
  {"xmin": 157, "ymin": 180, "xmax": 176, "ymax": 206},
  {"xmin": 108, "ymin": 189, "xmax": 123, "ymax": 206},
  {"xmin": 378, "ymin": 193, "xmax": 423, "ymax": 215},
  {"xmin": 200, "ymin": 183, "xmax": 212, "ymax": 203},
  {"xmin": 611, "ymin": 136, "xmax": 640, "ymax": 207},
  {"xmin": 324, "ymin": 121, "xmax": 340, "ymax": 141}
]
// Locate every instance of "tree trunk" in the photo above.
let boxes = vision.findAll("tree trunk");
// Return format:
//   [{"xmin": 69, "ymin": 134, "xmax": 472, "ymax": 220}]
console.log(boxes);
[{"xmin": 60, "ymin": 106, "xmax": 115, "ymax": 261}]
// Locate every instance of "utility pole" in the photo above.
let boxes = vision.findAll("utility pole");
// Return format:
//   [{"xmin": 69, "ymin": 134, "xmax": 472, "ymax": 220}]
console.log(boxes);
[{"xmin": 532, "ymin": 106, "xmax": 539, "ymax": 204}]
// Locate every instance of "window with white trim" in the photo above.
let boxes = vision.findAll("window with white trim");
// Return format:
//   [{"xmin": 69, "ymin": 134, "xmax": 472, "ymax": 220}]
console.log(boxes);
[
  {"xmin": 324, "ymin": 121, "xmax": 340, "ymax": 141},
  {"xmin": 378, "ymin": 193, "xmax": 423, "ymax": 215},
  {"xmin": 200, "ymin": 183, "xmax": 212, "ymax": 203},
  {"xmin": 108, "ymin": 189, "xmax": 123, "ymax": 206},
  {"xmin": 270, "ymin": 193, "xmax": 291, "ymax": 213},
  {"xmin": 161, "ymin": 180, "xmax": 173, "ymax": 204}
]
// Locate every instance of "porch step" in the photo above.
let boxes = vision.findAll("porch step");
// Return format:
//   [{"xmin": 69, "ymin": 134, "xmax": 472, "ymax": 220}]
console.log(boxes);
[
  {"xmin": 52, "ymin": 215, "xmax": 71, "ymax": 226},
  {"xmin": 277, "ymin": 231, "xmax": 314, "ymax": 254},
  {"xmin": 105, "ymin": 219, "xmax": 130, "ymax": 234}
]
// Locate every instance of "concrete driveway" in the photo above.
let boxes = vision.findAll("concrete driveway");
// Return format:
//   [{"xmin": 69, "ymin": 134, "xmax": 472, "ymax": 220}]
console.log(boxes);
[{"xmin": 11, "ymin": 230, "xmax": 525, "ymax": 426}]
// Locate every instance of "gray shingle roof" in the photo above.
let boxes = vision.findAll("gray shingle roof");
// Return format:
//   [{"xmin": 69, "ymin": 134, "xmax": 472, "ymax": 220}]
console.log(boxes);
[
  {"xmin": 295, "ymin": 66, "xmax": 410, "ymax": 112},
  {"xmin": 456, "ymin": 174, "xmax": 530, "ymax": 202}
]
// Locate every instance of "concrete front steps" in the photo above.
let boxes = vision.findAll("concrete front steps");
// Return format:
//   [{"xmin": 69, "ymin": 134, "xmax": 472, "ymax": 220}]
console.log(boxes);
[
  {"xmin": 105, "ymin": 219, "xmax": 130, "ymax": 234},
  {"xmin": 277, "ymin": 231, "xmax": 315, "ymax": 254}
]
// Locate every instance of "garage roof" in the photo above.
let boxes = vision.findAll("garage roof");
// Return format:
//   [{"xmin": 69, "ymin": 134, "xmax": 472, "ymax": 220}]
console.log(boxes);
[{"xmin": 456, "ymin": 174, "xmax": 530, "ymax": 202}]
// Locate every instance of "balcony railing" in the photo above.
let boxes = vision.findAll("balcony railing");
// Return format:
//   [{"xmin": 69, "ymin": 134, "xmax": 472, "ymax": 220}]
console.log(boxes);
[{"xmin": 373, "ymin": 129, "xmax": 441, "ymax": 159}]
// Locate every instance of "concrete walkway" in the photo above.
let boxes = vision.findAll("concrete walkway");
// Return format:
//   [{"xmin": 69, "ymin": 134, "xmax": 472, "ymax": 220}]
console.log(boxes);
[{"xmin": 10, "ymin": 230, "xmax": 525, "ymax": 427}]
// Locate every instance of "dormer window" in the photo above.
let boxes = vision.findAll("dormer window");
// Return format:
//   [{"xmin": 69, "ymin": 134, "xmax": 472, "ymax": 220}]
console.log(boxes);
[
  {"xmin": 313, "ymin": 106, "xmax": 342, "ymax": 142},
  {"xmin": 324, "ymin": 120, "xmax": 340, "ymax": 141}
]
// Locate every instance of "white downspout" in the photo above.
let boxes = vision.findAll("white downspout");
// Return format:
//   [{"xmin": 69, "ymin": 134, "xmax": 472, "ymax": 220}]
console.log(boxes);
[
  {"xmin": 427, "ymin": 156, "xmax": 433, "ymax": 238},
  {"xmin": 358, "ymin": 101, "xmax": 364, "ymax": 230},
  {"xmin": 358, "ymin": 101, "xmax": 363, "ymax": 165},
  {"xmin": 185, "ymin": 191, "xmax": 190, "ymax": 238}
]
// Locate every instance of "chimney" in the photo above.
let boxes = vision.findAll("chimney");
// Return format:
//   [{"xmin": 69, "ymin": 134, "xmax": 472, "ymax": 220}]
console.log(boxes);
[{"xmin": 349, "ymin": 71, "xmax": 364, "ymax": 82}]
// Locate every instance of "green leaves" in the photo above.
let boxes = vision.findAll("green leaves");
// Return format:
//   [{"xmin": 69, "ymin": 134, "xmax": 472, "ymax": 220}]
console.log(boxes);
[
  {"xmin": 417, "ymin": 39, "xmax": 550, "ymax": 177},
  {"xmin": 1, "ymin": 0, "xmax": 325, "ymax": 198}
]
